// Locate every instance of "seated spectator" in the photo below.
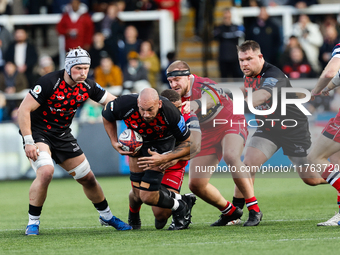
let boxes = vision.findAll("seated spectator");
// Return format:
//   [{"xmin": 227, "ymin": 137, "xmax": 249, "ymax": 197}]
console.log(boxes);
[
  {"xmin": 94, "ymin": 55, "xmax": 123, "ymax": 96},
  {"xmin": 117, "ymin": 25, "xmax": 142, "ymax": 70},
  {"xmin": 282, "ymin": 46, "xmax": 316, "ymax": 79},
  {"xmin": 279, "ymin": 35, "xmax": 303, "ymax": 69},
  {"xmin": 139, "ymin": 40, "xmax": 160, "ymax": 89},
  {"xmin": 0, "ymin": 25, "xmax": 13, "ymax": 72},
  {"xmin": 88, "ymin": 32, "xmax": 116, "ymax": 71},
  {"xmin": 292, "ymin": 14, "xmax": 323, "ymax": 73},
  {"xmin": 33, "ymin": 55, "xmax": 55, "ymax": 82},
  {"xmin": 4, "ymin": 27, "xmax": 38, "ymax": 88},
  {"xmin": 319, "ymin": 26, "xmax": 340, "ymax": 70},
  {"xmin": 56, "ymin": 0, "xmax": 94, "ymax": 51},
  {"xmin": 0, "ymin": 61, "xmax": 28, "ymax": 120},
  {"xmin": 122, "ymin": 51, "xmax": 151, "ymax": 94}
]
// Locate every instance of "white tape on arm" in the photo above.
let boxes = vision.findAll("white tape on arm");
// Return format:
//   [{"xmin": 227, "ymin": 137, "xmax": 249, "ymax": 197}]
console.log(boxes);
[{"xmin": 24, "ymin": 135, "xmax": 34, "ymax": 145}]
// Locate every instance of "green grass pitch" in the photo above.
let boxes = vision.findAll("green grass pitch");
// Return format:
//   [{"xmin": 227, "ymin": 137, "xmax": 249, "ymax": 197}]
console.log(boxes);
[{"xmin": 1, "ymin": 174, "xmax": 340, "ymax": 255}]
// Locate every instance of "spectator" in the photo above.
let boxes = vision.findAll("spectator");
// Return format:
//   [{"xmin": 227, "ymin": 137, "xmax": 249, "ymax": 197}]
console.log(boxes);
[
  {"xmin": 154, "ymin": 0, "xmax": 181, "ymax": 43},
  {"xmin": 279, "ymin": 35, "xmax": 303, "ymax": 69},
  {"xmin": 88, "ymin": 32, "xmax": 116, "ymax": 70},
  {"xmin": 0, "ymin": 0, "xmax": 12, "ymax": 14},
  {"xmin": 187, "ymin": 0, "xmax": 205, "ymax": 40},
  {"xmin": 282, "ymin": 46, "xmax": 316, "ymax": 79},
  {"xmin": 213, "ymin": 7, "xmax": 244, "ymax": 79},
  {"xmin": 56, "ymin": 0, "xmax": 94, "ymax": 51},
  {"xmin": 95, "ymin": 3, "xmax": 125, "ymax": 65},
  {"xmin": 245, "ymin": 7, "xmax": 282, "ymax": 67},
  {"xmin": 139, "ymin": 40, "xmax": 160, "ymax": 89},
  {"xmin": 117, "ymin": 25, "xmax": 142, "ymax": 70},
  {"xmin": 33, "ymin": 55, "xmax": 55, "ymax": 82},
  {"xmin": 122, "ymin": 51, "xmax": 151, "ymax": 94},
  {"xmin": 52, "ymin": 0, "xmax": 90, "ymax": 13},
  {"xmin": 288, "ymin": 0, "xmax": 318, "ymax": 9},
  {"xmin": 0, "ymin": 61, "xmax": 28, "ymax": 119},
  {"xmin": 94, "ymin": 55, "xmax": 123, "ymax": 96},
  {"xmin": 319, "ymin": 26, "xmax": 340, "ymax": 70},
  {"xmin": 0, "ymin": 25, "xmax": 13, "ymax": 72},
  {"xmin": 292, "ymin": 14, "xmax": 323, "ymax": 73},
  {"xmin": 4, "ymin": 27, "xmax": 38, "ymax": 88}
]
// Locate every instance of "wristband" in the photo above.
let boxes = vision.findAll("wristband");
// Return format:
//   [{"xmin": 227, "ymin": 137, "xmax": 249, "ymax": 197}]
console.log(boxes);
[
  {"xmin": 194, "ymin": 99, "xmax": 202, "ymax": 111},
  {"xmin": 311, "ymin": 89, "xmax": 321, "ymax": 96},
  {"xmin": 24, "ymin": 135, "xmax": 34, "ymax": 146}
]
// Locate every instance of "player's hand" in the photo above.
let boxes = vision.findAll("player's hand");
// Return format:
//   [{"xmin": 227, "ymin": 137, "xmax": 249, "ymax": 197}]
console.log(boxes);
[
  {"xmin": 182, "ymin": 101, "xmax": 190, "ymax": 114},
  {"xmin": 137, "ymin": 149, "xmax": 166, "ymax": 168},
  {"xmin": 159, "ymin": 159, "xmax": 179, "ymax": 170},
  {"xmin": 113, "ymin": 141, "xmax": 133, "ymax": 156},
  {"xmin": 25, "ymin": 144, "xmax": 40, "ymax": 162}
]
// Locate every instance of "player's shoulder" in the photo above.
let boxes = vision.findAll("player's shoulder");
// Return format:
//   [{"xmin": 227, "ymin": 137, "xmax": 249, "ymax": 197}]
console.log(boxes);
[{"xmin": 262, "ymin": 62, "xmax": 286, "ymax": 78}]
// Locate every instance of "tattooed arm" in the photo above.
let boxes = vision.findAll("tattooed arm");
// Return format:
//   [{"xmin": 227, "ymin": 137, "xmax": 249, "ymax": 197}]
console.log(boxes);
[{"xmin": 137, "ymin": 136, "xmax": 191, "ymax": 171}]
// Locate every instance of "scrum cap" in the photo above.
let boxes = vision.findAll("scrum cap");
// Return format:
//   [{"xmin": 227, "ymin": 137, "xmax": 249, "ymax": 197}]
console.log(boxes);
[{"xmin": 64, "ymin": 47, "xmax": 91, "ymax": 75}]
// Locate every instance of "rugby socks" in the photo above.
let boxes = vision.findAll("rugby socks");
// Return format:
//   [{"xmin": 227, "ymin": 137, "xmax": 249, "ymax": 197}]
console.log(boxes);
[
  {"xmin": 220, "ymin": 202, "xmax": 236, "ymax": 216},
  {"xmin": 322, "ymin": 164, "xmax": 340, "ymax": 191},
  {"xmin": 93, "ymin": 199, "xmax": 113, "ymax": 220},
  {"xmin": 337, "ymin": 193, "xmax": 340, "ymax": 211},
  {"xmin": 245, "ymin": 197, "xmax": 260, "ymax": 212},
  {"xmin": 28, "ymin": 204, "xmax": 42, "ymax": 225},
  {"xmin": 160, "ymin": 185, "xmax": 182, "ymax": 200},
  {"xmin": 157, "ymin": 190, "xmax": 185, "ymax": 211},
  {"xmin": 232, "ymin": 197, "xmax": 245, "ymax": 209}
]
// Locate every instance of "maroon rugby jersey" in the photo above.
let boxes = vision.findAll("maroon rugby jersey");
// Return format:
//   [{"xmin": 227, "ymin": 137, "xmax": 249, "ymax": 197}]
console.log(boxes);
[{"xmin": 29, "ymin": 70, "xmax": 106, "ymax": 134}]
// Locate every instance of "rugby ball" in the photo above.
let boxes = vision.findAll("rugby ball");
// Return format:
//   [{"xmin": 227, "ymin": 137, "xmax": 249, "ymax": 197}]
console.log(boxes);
[{"xmin": 118, "ymin": 129, "xmax": 143, "ymax": 153}]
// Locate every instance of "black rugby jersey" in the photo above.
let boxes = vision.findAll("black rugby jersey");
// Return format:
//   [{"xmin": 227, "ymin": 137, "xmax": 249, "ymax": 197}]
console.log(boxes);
[
  {"xmin": 244, "ymin": 62, "xmax": 308, "ymax": 133},
  {"xmin": 29, "ymin": 70, "xmax": 106, "ymax": 134},
  {"xmin": 102, "ymin": 94, "xmax": 190, "ymax": 142}
]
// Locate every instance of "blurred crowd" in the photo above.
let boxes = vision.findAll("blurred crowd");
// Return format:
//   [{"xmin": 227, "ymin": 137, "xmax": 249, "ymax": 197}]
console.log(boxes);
[{"xmin": 0, "ymin": 0, "xmax": 339, "ymax": 122}]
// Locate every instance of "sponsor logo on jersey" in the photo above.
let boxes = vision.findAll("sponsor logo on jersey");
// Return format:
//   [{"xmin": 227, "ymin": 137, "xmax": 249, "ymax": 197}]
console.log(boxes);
[{"xmin": 33, "ymin": 85, "xmax": 42, "ymax": 94}]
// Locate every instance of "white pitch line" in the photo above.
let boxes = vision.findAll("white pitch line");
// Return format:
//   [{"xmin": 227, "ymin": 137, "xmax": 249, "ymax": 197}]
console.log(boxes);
[{"xmin": 1, "ymin": 217, "xmax": 338, "ymax": 232}]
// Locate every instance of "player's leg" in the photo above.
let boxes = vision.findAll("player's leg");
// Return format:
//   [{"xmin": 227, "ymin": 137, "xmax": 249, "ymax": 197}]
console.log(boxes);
[
  {"xmin": 233, "ymin": 136, "xmax": 277, "ymax": 209},
  {"xmin": 129, "ymin": 157, "xmax": 191, "ymax": 230},
  {"xmin": 26, "ymin": 142, "xmax": 54, "ymax": 235},
  {"xmin": 222, "ymin": 133, "xmax": 262, "ymax": 226},
  {"xmin": 307, "ymin": 134, "xmax": 340, "ymax": 226},
  {"xmin": 189, "ymin": 155, "xmax": 242, "ymax": 226},
  {"xmin": 152, "ymin": 187, "xmax": 177, "ymax": 229},
  {"xmin": 60, "ymin": 154, "xmax": 132, "ymax": 231}
]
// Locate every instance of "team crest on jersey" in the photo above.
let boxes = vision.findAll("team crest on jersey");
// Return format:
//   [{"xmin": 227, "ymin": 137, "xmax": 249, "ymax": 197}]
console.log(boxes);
[{"xmin": 33, "ymin": 85, "xmax": 42, "ymax": 94}]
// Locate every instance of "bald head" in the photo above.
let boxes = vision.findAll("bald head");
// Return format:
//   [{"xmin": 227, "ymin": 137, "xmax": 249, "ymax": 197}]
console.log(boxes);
[{"xmin": 138, "ymin": 88, "xmax": 161, "ymax": 123}]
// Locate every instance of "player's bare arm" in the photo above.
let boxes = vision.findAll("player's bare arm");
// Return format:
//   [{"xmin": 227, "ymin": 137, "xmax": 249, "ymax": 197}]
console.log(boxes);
[
  {"xmin": 312, "ymin": 57, "xmax": 340, "ymax": 95},
  {"xmin": 102, "ymin": 116, "xmax": 133, "ymax": 156},
  {"xmin": 17, "ymin": 93, "xmax": 41, "ymax": 161},
  {"xmin": 137, "ymin": 136, "xmax": 191, "ymax": 169},
  {"xmin": 246, "ymin": 88, "xmax": 272, "ymax": 107}
]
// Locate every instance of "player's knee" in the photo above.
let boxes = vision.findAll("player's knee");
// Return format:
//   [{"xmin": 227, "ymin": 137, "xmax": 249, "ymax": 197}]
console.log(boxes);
[
  {"xmin": 36, "ymin": 164, "xmax": 54, "ymax": 186},
  {"xmin": 189, "ymin": 179, "xmax": 204, "ymax": 195},
  {"xmin": 223, "ymin": 152, "xmax": 240, "ymax": 166},
  {"xmin": 31, "ymin": 151, "xmax": 54, "ymax": 173},
  {"xmin": 67, "ymin": 158, "xmax": 92, "ymax": 180},
  {"xmin": 139, "ymin": 190, "xmax": 158, "ymax": 205},
  {"xmin": 301, "ymin": 178, "xmax": 320, "ymax": 186}
]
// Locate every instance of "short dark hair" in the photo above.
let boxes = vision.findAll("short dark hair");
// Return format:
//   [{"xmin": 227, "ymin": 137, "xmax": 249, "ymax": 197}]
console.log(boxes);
[
  {"xmin": 237, "ymin": 40, "xmax": 261, "ymax": 53},
  {"xmin": 160, "ymin": 89, "xmax": 181, "ymax": 103}
]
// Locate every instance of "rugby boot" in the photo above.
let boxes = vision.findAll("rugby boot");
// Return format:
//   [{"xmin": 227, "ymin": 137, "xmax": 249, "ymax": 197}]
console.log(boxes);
[
  {"xmin": 99, "ymin": 216, "xmax": 132, "ymax": 230},
  {"xmin": 210, "ymin": 207, "xmax": 243, "ymax": 226},
  {"xmin": 182, "ymin": 193, "xmax": 197, "ymax": 216},
  {"xmin": 25, "ymin": 221, "xmax": 40, "ymax": 236},
  {"xmin": 128, "ymin": 211, "xmax": 141, "ymax": 230},
  {"xmin": 168, "ymin": 200, "xmax": 191, "ymax": 230},
  {"xmin": 243, "ymin": 210, "xmax": 263, "ymax": 226}
]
